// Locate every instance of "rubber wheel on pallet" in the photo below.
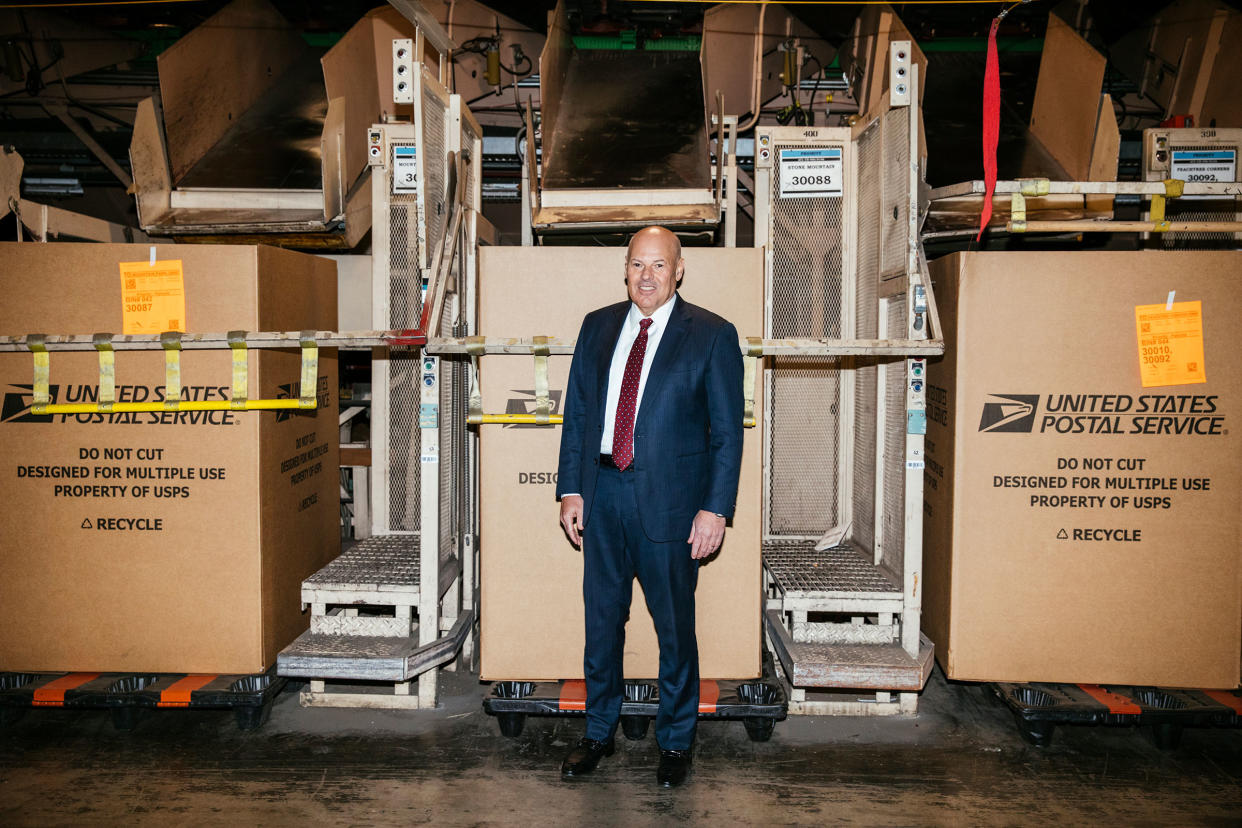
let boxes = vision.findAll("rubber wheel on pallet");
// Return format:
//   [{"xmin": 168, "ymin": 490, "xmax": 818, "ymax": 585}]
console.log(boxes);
[
  {"xmin": 497, "ymin": 713, "xmax": 526, "ymax": 738},
  {"xmin": 110, "ymin": 707, "xmax": 142, "ymax": 731},
  {"xmin": 0, "ymin": 707, "xmax": 27, "ymax": 728},
  {"xmin": 1015, "ymin": 716, "xmax": 1055, "ymax": 747},
  {"xmin": 1148, "ymin": 722, "xmax": 1183, "ymax": 751},
  {"xmin": 235, "ymin": 703, "xmax": 272, "ymax": 732},
  {"xmin": 743, "ymin": 717, "xmax": 774, "ymax": 742},
  {"xmin": 621, "ymin": 715, "xmax": 650, "ymax": 741}
]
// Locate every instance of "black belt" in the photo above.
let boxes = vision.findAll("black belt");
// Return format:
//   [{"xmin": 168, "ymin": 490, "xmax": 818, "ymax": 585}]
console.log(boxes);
[{"xmin": 599, "ymin": 453, "xmax": 633, "ymax": 471}]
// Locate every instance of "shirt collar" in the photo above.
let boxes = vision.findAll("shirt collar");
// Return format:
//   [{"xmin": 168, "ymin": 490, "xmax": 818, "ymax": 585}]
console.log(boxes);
[{"xmin": 626, "ymin": 293, "xmax": 677, "ymax": 333}]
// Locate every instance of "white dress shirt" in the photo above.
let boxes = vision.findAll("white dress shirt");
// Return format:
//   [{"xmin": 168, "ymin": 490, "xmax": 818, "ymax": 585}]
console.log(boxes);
[{"xmin": 600, "ymin": 294, "xmax": 677, "ymax": 454}]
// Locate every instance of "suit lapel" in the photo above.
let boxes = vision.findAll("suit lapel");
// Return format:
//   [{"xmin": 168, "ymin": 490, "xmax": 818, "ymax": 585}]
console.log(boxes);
[
  {"xmin": 635, "ymin": 295, "xmax": 691, "ymax": 429},
  {"xmin": 595, "ymin": 304, "xmax": 628, "ymax": 413}
]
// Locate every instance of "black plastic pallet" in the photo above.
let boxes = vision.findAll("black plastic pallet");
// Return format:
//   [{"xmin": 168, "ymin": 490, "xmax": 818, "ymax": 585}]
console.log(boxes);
[
  {"xmin": 483, "ymin": 653, "xmax": 788, "ymax": 742},
  {"xmin": 991, "ymin": 681, "xmax": 1242, "ymax": 748},
  {"xmin": 0, "ymin": 669, "xmax": 286, "ymax": 731}
]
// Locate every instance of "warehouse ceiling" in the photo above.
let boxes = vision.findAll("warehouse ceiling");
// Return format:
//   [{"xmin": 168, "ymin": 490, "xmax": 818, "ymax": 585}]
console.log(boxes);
[{"xmin": 2, "ymin": 0, "xmax": 1239, "ymax": 227}]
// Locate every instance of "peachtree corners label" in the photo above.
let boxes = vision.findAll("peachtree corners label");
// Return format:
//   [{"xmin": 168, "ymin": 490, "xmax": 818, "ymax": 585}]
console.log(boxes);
[{"xmin": 974, "ymin": 392, "xmax": 1225, "ymax": 436}]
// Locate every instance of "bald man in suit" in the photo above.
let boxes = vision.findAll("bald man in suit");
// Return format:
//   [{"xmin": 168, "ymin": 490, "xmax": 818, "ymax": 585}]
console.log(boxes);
[{"xmin": 556, "ymin": 226, "xmax": 744, "ymax": 787}]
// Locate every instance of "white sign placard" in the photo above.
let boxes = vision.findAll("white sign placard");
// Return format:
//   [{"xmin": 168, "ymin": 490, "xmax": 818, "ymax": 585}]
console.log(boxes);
[
  {"xmin": 393, "ymin": 146, "xmax": 418, "ymax": 194},
  {"xmin": 778, "ymin": 148, "xmax": 843, "ymax": 198}
]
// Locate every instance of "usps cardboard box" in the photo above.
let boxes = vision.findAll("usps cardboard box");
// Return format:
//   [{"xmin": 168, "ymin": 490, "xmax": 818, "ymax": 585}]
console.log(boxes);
[
  {"xmin": 0, "ymin": 242, "xmax": 339, "ymax": 674},
  {"xmin": 923, "ymin": 251, "xmax": 1242, "ymax": 688},
  {"xmin": 478, "ymin": 247, "xmax": 763, "ymax": 680}
]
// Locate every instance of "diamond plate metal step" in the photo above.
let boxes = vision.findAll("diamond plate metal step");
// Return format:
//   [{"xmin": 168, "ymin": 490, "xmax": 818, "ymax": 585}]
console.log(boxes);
[
  {"xmin": 765, "ymin": 610, "xmax": 933, "ymax": 691},
  {"xmin": 278, "ymin": 611, "xmax": 473, "ymax": 683}
]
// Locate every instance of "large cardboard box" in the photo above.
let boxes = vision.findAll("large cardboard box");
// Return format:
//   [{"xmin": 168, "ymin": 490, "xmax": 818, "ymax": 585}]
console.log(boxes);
[
  {"xmin": 0, "ymin": 243, "xmax": 340, "ymax": 674},
  {"xmin": 924, "ymin": 251, "xmax": 1242, "ymax": 688},
  {"xmin": 479, "ymin": 247, "xmax": 763, "ymax": 680}
]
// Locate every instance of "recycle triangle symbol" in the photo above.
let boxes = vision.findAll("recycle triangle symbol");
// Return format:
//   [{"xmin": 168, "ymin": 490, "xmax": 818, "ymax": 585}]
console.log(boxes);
[
  {"xmin": 81, "ymin": 518, "xmax": 92, "ymax": 529},
  {"xmin": 1056, "ymin": 528, "xmax": 1068, "ymax": 540}
]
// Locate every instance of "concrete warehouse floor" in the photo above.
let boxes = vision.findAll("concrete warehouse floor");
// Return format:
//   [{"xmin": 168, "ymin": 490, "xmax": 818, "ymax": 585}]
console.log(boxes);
[{"xmin": 1, "ymin": 666, "xmax": 1240, "ymax": 825}]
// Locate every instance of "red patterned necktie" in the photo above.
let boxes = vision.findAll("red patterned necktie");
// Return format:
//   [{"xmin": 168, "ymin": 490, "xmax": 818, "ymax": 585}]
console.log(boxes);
[{"xmin": 612, "ymin": 317, "xmax": 652, "ymax": 471}]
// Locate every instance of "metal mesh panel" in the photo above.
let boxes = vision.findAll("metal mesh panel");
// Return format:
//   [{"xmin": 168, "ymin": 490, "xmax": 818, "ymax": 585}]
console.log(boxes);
[
  {"xmin": 463, "ymin": 123, "xmax": 480, "ymax": 212},
  {"xmin": 388, "ymin": 355, "xmax": 421, "ymax": 531},
  {"xmin": 879, "ymin": 296, "xmax": 907, "ymax": 575},
  {"xmin": 766, "ymin": 142, "xmax": 847, "ymax": 535},
  {"xmin": 422, "ymin": 84, "xmax": 447, "ymax": 268},
  {"xmin": 851, "ymin": 123, "xmax": 882, "ymax": 556},
  {"xmin": 1158, "ymin": 144, "xmax": 1241, "ymax": 248},
  {"xmin": 438, "ymin": 299, "xmax": 460, "ymax": 561},
  {"xmin": 386, "ymin": 139, "xmax": 423, "ymax": 532},
  {"xmin": 880, "ymin": 106, "xmax": 910, "ymax": 276}
]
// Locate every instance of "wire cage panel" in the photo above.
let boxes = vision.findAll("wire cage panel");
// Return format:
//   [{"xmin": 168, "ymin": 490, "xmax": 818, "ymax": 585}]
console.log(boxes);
[
  {"xmin": 419, "ymin": 77, "xmax": 449, "ymax": 270},
  {"xmin": 880, "ymin": 106, "xmax": 911, "ymax": 277},
  {"xmin": 850, "ymin": 120, "xmax": 883, "ymax": 556},
  {"xmin": 383, "ymin": 135, "xmax": 424, "ymax": 534},
  {"xmin": 765, "ymin": 141, "xmax": 849, "ymax": 536},
  {"xmin": 878, "ymin": 296, "xmax": 908, "ymax": 579}
]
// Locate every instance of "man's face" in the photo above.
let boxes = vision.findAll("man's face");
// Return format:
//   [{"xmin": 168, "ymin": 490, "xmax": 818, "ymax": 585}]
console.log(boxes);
[{"xmin": 625, "ymin": 229, "xmax": 683, "ymax": 316}]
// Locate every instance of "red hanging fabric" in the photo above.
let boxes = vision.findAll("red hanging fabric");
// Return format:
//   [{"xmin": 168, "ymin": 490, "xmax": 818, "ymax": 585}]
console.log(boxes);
[{"xmin": 977, "ymin": 18, "xmax": 1001, "ymax": 242}]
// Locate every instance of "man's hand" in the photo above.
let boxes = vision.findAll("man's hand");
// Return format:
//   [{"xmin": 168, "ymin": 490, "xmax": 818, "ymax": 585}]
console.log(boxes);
[
  {"xmin": 687, "ymin": 510, "xmax": 726, "ymax": 560},
  {"xmin": 560, "ymin": 495, "xmax": 585, "ymax": 548}
]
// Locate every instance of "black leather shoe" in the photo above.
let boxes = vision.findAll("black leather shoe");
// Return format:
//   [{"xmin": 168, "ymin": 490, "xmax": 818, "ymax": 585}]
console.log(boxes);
[
  {"xmin": 560, "ymin": 737, "xmax": 615, "ymax": 778},
  {"xmin": 657, "ymin": 749, "xmax": 692, "ymax": 787}
]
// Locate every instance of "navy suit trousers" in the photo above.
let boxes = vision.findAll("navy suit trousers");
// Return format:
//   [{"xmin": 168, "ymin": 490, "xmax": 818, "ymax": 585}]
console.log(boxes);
[{"xmin": 582, "ymin": 464, "xmax": 700, "ymax": 750}]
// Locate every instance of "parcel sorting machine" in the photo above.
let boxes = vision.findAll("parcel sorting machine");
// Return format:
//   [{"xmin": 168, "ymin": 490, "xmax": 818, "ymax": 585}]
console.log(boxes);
[
  {"xmin": 755, "ymin": 49, "xmax": 942, "ymax": 716},
  {"xmin": 0, "ymin": 1, "xmax": 483, "ymax": 711},
  {"xmin": 276, "ymin": 33, "xmax": 490, "ymax": 709},
  {"xmin": 129, "ymin": 0, "xmax": 453, "ymax": 249},
  {"xmin": 430, "ymin": 23, "xmax": 943, "ymax": 725}
]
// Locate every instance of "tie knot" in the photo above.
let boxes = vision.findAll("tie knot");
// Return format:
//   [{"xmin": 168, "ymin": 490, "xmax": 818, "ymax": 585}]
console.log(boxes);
[{"xmin": 638, "ymin": 318, "xmax": 653, "ymax": 331}]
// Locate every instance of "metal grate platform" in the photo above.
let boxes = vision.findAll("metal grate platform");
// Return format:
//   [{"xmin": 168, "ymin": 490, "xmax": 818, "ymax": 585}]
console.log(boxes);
[
  {"xmin": 305, "ymin": 535, "xmax": 420, "ymax": 591},
  {"xmin": 763, "ymin": 540, "xmax": 901, "ymax": 599}
]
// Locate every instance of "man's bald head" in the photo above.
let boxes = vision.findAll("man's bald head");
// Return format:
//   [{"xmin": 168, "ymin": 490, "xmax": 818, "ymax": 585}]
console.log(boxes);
[{"xmin": 626, "ymin": 225, "xmax": 682, "ymax": 263}]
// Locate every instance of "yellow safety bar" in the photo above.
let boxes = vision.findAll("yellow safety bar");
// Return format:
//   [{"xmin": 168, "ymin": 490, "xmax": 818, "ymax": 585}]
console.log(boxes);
[
  {"xmin": 464, "ymin": 336, "xmax": 763, "ymax": 428},
  {"xmin": 26, "ymin": 331, "xmax": 319, "ymax": 415}
]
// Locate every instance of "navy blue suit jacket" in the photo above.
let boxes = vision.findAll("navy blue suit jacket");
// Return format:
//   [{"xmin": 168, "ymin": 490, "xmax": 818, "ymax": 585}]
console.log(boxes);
[{"xmin": 556, "ymin": 294, "xmax": 745, "ymax": 542}]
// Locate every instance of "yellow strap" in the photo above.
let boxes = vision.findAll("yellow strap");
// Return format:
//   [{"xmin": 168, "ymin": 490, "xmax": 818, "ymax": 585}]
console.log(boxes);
[
  {"xmin": 1009, "ymin": 191, "xmax": 1027, "ymax": 232},
  {"xmin": 466, "ymin": 335, "xmax": 485, "ymax": 425},
  {"xmin": 299, "ymin": 331, "xmax": 318, "ymax": 409},
  {"xmin": 93, "ymin": 333, "xmax": 116, "ymax": 411},
  {"xmin": 228, "ymin": 330, "xmax": 248, "ymax": 409},
  {"xmin": 1163, "ymin": 178, "xmax": 1184, "ymax": 198},
  {"xmin": 743, "ymin": 336, "xmax": 763, "ymax": 428},
  {"xmin": 161, "ymin": 331, "xmax": 182, "ymax": 409},
  {"xmin": 1019, "ymin": 178, "xmax": 1050, "ymax": 196},
  {"xmin": 1149, "ymin": 193, "xmax": 1171, "ymax": 231},
  {"xmin": 1150, "ymin": 193, "xmax": 1166, "ymax": 223},
  {"xmin": 27, "ymin": 334, "xmax": 50, "ymax": 411},
  {"xmin": 532, "ymin": 335, "xmax": 550, "ymax": 425}
]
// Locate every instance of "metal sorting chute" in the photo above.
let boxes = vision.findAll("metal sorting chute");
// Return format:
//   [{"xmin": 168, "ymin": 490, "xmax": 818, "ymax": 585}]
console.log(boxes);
[{"xmin": 752, "ymin": 51, "xmax": 942, "ymax": 715}]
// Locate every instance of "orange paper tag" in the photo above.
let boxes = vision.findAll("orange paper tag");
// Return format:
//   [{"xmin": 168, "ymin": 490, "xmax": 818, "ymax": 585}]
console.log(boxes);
[
  {"xmin": 1134, "ymin": 300, "xmax": 1206, "ymax": 388},
  {"xmin": 118, "ymin": 260, "xmax": 187, "ymax": 335}
]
